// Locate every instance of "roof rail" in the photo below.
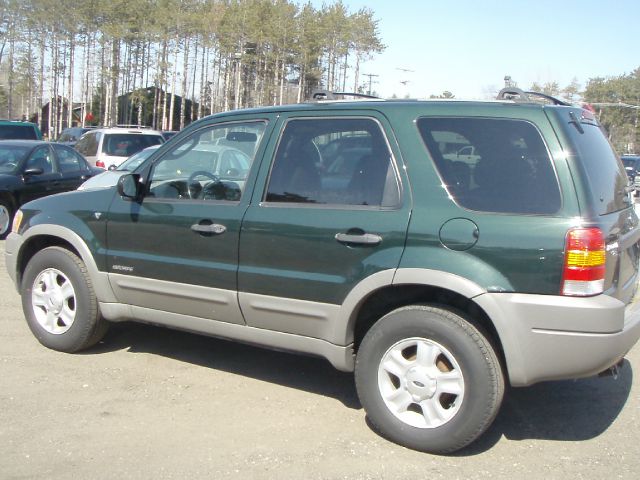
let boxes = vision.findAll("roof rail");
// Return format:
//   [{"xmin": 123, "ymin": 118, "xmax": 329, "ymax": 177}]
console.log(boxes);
[
  {"xmin": 496, "ymin": 87, "xmax": 570, "ymax": 106},
  {"xmin": 113, "ymin": 124, "xmax": 151, "ymax": 129},
  {"xmin": 309, "ymin": 90, "xmax": 380, "ymax": 101}
]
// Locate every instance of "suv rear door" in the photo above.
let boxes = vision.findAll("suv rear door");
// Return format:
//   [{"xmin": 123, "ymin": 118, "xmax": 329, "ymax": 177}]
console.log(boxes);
[
  {"xmin": 550, "ymin": 107, "xmax": 640, "ymax": 304},
  {"xmin": 237, "ymin": 111, "xmax": 411, "ymax": 342}
]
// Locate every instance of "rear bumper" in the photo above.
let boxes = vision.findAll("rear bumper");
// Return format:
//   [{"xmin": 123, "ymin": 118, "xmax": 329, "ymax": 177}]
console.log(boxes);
[{"xmin": 474, "ymin": 290, "xmax": 640, "ymax": 386}]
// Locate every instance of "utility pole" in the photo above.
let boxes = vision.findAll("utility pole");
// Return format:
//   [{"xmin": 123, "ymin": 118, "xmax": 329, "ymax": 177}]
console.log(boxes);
[{"xmin": 362, "ymin": 73, "xmax": 379, "ymax": 96}]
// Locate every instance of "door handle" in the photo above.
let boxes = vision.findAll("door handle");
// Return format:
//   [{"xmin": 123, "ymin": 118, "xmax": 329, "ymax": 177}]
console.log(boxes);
[
  {"xmin": 191, "ymin": 223, "xmax": 227, "ymax": 235},
  {"xmin": 335, "ymin": 232, "xmax": 382, "ymax": 246}
]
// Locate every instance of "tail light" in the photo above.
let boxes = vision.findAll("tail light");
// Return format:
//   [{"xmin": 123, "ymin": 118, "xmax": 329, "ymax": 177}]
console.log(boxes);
[
  {"xmin": 561, "ymin": 227, "xmax": 605, "ymax": 296},
  {"xmin": 95, "ymin": 159, "xmax": 105, "ymax": 169}
]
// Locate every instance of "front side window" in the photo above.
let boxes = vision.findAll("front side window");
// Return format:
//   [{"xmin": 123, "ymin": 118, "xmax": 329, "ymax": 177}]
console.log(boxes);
[
  {"xmin": 147, "ymin": 121, "xmax": 266, "ymax": 201},
  {"xmin": 417, "ymin": 117, "xmax": 561, "ymax": 214},
  {"xmin": 25, "ymin": 146, "xmax": 54, "ymax": 173},
  {"xmin": 266, "ymin": 117, "xmax": 399, "ymax": 207}
]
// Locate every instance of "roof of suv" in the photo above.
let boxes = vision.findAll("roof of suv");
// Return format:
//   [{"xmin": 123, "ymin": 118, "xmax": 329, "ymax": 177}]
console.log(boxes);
[{"xmin": 90, "ymin": 126, "xmax": 164, "ymax": 135}]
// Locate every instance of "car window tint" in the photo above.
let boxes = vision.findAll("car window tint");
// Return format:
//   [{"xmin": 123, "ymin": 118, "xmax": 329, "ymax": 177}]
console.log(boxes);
[
  {"xmin": 53, "ymin": 144, "xmax": 86, "ymax": 172},
  {"xmin": 265, "ymin": 117, "xmax": 400, "ymax": 207},
  {"xmin": 25, "ymin": 146, "xmax": 54, "ymax": 173},
  {"xmin": 147, "ymin": 121, "xmax": 266, "ymax": 201},
  {"xmin": 417, "ymin": 117, "xmax": 561, "ymax": 215}
]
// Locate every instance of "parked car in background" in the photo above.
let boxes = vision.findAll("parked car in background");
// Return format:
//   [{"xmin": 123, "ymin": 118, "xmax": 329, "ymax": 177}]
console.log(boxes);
[
  {"xmin": 621, "ymin": 154, "xmax": 640, "ymax": 196},
  {"xmin": 0, "ymin": 120, "xmax": 43, "ymax": 140},
  {"xmin": 57, "ymin": 126, "xmax": 97, "ymax": 147},
  {"xmin": 75, "ymin": 126, "xmax": 164, "ymax": 169},
  {"xmin": 78, "ymin": 144, "xmax": 161, "ymax": 191},
  {"xmin": 0, "ymin": 140, "xmax": 101, "ymax": 238},
  {"xmin": 162, "ymin": 130, "xmax": 178, "ymax": 141}
]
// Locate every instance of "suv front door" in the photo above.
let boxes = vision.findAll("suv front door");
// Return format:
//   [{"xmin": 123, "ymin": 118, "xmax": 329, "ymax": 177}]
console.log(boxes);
[
  {"xmin": 105, "ymin": 119, "xmax": 271, "ymax": 324},
  {"xmin": 238, "ymin": 113, "xmax": 411, "ymax": 343}
]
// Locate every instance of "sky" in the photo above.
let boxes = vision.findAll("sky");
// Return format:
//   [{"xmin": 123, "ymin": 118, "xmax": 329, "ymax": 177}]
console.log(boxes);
[{"xmin": 309, "ymin": 0, "xmax": 640, "ymax": 99}]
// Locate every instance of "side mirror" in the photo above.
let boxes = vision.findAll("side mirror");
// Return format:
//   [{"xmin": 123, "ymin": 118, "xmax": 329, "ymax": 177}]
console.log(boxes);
[{"xmin": 117, "ymin": 173, "xmax": 142, "ymax": 201}]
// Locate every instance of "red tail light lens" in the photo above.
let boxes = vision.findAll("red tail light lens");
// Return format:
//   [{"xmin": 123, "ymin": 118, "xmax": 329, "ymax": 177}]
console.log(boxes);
[
  {"xmin": 561, "ymin": 227, "xmax": 605, "ymax": 296},
  {"xmin": 96, "ymin": 160, "xmax": 105, "ymax": 169}
]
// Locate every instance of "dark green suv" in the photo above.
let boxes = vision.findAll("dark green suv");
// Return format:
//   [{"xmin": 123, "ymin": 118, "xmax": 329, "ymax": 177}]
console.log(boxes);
[{"xmin": 5, "ymin": 90, "xmax": 640, "ymax": 454}]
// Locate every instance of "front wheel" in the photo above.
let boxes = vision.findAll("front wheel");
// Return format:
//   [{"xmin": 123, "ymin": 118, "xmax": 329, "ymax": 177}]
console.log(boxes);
[
  {"xmin": 21, "ymin": 246, "xmax": 109, "ymax": 352},
  {"xmin": 355, "ymin": 305, "xmax": 504, "ymax": 454},
  {"xmin": 0, "ymin": 199, "xmax": 14, "ymax": 239}
]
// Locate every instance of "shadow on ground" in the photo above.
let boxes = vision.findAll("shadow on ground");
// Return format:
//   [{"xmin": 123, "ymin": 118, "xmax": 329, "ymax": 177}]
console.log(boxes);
[{"xmin": 89, "ymin": 322, "xmax": 633, "ymax": 453}]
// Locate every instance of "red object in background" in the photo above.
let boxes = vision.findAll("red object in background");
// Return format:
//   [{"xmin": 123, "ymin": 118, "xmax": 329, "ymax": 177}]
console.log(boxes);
[{"xmin": 85, "ymin": 112, "xmax": 94, "ymax": 122}]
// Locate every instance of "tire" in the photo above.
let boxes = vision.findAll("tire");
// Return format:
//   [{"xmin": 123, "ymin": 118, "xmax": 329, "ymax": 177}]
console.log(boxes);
[
  {"xmin": 355, "ymin": 305, "xmax": 504, "ymax": 454},
  {"xmin": 21, "ymin": 246, "xmax": 109, "ymax": 352},
  {"xmin": 0, "ymin": 199, "xmax": 13, "ymax": 240}
]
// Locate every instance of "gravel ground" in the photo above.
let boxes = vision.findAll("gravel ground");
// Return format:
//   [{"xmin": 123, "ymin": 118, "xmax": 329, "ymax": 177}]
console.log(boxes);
[{"xmin": 1, "ymin": 240, "xmax": 639, "ymax": 480}]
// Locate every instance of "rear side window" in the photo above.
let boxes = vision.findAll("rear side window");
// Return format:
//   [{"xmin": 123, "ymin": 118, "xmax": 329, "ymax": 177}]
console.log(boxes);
[
  {"xmin": 266, "ymin": 117, "xmax": 400, "ymax": 207},
  {"xmin": 417, "ymin": 117, "xmax": 561, "ymax": 214},
  {"xmin": 76, "ymin": 132, "xmax": 99, "ymax": 156}
]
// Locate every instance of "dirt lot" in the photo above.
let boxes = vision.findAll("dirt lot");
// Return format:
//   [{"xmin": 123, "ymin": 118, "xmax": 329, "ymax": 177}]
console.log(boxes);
[{"xmin": 1, "ymin": 241, "xmax": 639, "ymax": 480}]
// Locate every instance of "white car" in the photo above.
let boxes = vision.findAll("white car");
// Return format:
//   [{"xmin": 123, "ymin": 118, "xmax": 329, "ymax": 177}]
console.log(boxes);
[
  {"xmin": 78, "ymin": 145, "xmax": 161, "ymax": 191},
  {"xmin": 75, "ymin": 126, "xmax": 164, "ymax": 169}
]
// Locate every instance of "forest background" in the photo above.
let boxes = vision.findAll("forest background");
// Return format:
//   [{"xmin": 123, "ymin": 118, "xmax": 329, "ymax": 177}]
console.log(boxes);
[{"xmin": 0, "ymin": 0, "xmax": 638, "ymax": 153}]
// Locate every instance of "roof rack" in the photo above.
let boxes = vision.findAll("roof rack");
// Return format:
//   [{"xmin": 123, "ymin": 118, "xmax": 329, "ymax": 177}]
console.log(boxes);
[
  {"xmin": 496, "ymin": 87, "xmax": 570, "ymax": 106},
  {"xmin": 309, "ymin": 90, "xmax": 380, "ymax": 101}
]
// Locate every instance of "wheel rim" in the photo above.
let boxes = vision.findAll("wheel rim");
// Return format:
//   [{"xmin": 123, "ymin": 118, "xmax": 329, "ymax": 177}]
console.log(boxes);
[
  {"xmin": 377, "ymin": 337, "xmax": 465, "ymax": 429},
  {"xmin": 31, "ymin": 268, "xmax": 77, "ymax": 335},
  {"xmin": 0, "ymin": 204, "xmax": 10, "ymax": 235}
]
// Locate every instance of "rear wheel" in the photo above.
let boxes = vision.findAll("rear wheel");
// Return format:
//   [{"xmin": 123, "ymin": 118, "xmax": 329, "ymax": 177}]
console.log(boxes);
[
  {"xmin": 355, "ymin": 305, "xmax": 504, "ymax": 454},
  {"xmin": 21, "ymin": 246, "xmax": 109, "ymax": 352}
]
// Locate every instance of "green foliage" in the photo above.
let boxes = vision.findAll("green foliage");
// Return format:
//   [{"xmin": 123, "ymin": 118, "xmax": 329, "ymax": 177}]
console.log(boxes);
[{"xmin": 583, "ymin": 68, "xmax": 640, "ymax": 153}]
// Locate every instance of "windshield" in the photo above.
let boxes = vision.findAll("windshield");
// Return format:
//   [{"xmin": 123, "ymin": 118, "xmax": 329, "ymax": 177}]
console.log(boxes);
[
  {"xmin": 0, "ymin": 125, "xmax": 38, "ymax": 140},
  {"xmin": 0, "ymin": 145, "xmax": 30, "ymax": 173},
  {"xmin": 117, "ymin": 146, "xmax": 159, "ymax": 171}
]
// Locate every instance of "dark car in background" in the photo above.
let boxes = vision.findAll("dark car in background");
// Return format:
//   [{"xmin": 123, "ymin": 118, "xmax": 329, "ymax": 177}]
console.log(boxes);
[
  {"xmin": 57, "ymin": 126, "xmax": 97, "ymax": 147},
  {"xmin": 0, "ymin": 120, "xmax": 43, "ymax": 140},
  {"xmin": 622, "ymin": 154, "xmax": 640, "ymax": 196},
  {"xmin": 0, "ymin": 140, "xmax": 102, "ymax": 238}
]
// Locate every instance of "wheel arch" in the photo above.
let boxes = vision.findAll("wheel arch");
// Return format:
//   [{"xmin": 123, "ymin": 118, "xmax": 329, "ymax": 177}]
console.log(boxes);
[
  {"xmin": 15, "ymin": 224, "xmax": 116, "ymax": 303},
  {"xmin": 341, "ymin": 269, "xmax": 508, "ymax": 379}
]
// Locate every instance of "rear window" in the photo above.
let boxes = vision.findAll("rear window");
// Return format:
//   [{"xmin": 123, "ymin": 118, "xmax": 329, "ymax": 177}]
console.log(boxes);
[
  {"xmin": 417, "ymin": 117, "xmax": 561, "ymax": 214},
  {"xmin": 0, "ymin": 124, "xmax": 38, "ymax": 140},
  {"xmin": 102, "ymin": 133, "xmax": 164, "ymax": 157},
  {"xmin": 561, "ymin": 113, "xmax": 628, "ymax": 215}
]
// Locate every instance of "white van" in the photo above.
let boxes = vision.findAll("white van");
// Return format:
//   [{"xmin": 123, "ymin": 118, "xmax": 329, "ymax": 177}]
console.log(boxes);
[{"xmin": 75, "ymin": 127, "xmax": 164, "ymax": 169}]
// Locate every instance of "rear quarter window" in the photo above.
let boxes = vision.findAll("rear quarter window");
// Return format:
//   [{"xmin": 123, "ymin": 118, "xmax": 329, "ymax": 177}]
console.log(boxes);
[
  {"xmin": 559, "ymin": 113, "xmax": 628, "ymax": 216},
  {"xmin": 417, "ymin": 117, "xmax": 561, "ymax": 214}
]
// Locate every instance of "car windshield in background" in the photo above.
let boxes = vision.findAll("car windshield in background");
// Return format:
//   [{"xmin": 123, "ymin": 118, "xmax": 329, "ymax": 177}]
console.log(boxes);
[
  {"xmin": 102, "ymin": 134, "xmax": 164, "ymax": 157},
  {"xmin": 0, "ymin": 145, "xmax": 30, "ymax": 172},
  {"xmin": 116, "ymin": 146, "xmax": 160, "ymax": 171},
  {"xmin": 0, "ymin": 125, "xmax": 38, "ymax": 140}
]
